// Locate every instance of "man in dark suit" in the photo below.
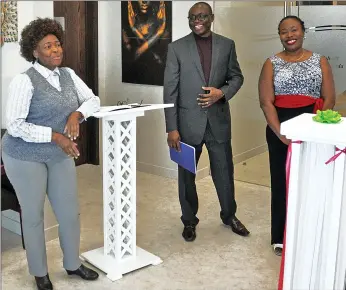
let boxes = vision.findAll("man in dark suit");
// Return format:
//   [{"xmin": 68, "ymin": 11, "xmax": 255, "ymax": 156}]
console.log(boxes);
[{"xmin": 163, "ymin": 2, "xmax": 250, "ymax": 242}]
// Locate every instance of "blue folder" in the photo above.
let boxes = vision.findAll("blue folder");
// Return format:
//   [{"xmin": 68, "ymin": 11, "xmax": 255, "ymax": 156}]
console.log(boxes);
[{"xmin": 169, "ymin": 142, "xmax": 196, "ymax": 174}]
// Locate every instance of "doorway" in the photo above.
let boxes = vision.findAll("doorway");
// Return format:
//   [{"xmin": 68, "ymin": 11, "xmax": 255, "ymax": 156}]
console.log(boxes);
[
  {"xmin": 53, "ymin": 1, "xmax": 99, "ymax": 166},
  {"xmin": 213, "ymin": 1, "xmax": 286, "ymax": 187}
]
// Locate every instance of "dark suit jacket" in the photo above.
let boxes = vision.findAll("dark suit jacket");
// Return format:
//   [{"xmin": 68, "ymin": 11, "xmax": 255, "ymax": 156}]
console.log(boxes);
[{"xmin": 163, "ymin": 32, "xmax": 244, "ymax": 145}]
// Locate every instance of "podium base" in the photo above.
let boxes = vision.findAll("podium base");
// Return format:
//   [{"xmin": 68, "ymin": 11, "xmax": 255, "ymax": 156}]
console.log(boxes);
[{"xmin": 80, "ymin": 246, "xmax": 163, "ymax": 281}]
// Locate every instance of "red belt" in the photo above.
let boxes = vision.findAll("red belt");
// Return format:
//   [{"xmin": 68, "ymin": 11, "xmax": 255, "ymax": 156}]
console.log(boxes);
[{"xmin": 274, "ymin": 94, "xmax": 324, "ymax": 113}]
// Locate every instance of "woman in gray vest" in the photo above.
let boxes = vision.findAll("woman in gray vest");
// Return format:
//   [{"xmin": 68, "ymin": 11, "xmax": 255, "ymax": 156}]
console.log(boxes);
[{"xmin": 2, "ymin": 18, "xmax": 100, "ymax": 290}]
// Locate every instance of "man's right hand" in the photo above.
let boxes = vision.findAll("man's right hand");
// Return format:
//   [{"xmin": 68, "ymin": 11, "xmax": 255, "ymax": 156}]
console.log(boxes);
[
  {"xmin": 52, "ymin": 132, "xmax": 80, "ymax": 158},
  {"xmin": 167, "ymin": 130, "xmax": 181, "ymax": 152}
]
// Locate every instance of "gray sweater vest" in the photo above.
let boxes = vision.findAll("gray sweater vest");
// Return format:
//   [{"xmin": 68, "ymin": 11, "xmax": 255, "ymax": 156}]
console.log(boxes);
[{"xmin": 2, "ymin": 67, "xmax": 79, "ymax": 162}]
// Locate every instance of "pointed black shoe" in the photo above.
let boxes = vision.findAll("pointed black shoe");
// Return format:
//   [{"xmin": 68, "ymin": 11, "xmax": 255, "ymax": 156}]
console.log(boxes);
[
  {"xmin": 35, "ymin": 274, "xmax": 53, "ymax": 290},
  {"xmin": 66, "ymin": 264, "xmax": 99, "ymax": 280},
  {"xmin": 182, "ymin": 225, "xmax": 196, "ymax": 242},
  {"xmin": 228, "ymin": 216, "xmax": 250, "ymax": 237}
]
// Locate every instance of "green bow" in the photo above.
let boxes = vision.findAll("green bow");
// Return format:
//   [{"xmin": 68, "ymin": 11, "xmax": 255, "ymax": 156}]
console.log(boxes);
[{"xmin": 312, "ymin": 109, "xmax": 342, "ymax": 124}]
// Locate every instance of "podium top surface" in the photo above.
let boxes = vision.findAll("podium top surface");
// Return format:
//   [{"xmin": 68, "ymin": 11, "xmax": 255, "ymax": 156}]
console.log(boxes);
[
  {"xmin": 92, "ymin": 103, "xmax": 173, "ymax": 118},
  {"xmin": 281, "ymin": 113, "xmax": 346, "ymax": 146}
]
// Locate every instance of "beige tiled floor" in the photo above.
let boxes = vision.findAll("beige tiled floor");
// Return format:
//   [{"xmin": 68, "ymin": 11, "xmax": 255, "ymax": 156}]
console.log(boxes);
[
  {"xmin": 235, "ymin": 152, "xmax": 271, "ymax": 188},
  {"xmin": 2, "ymin": 159, "xmax": 279, "ymax": 290}
]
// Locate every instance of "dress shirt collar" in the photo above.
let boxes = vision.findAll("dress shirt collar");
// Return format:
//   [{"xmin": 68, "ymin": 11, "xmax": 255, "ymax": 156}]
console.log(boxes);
[
  {"xmin": 193, "ymin": 32, "xmax": 212, "ymax": 42},
  {"xmin": 33, "ymin": 61, "xmax": 60, "ymax": 79}
]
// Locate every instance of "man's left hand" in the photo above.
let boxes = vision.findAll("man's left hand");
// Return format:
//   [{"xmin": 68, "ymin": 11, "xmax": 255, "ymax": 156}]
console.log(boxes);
[
  {"xmin": 64, "ymin": 111, "xmax": 82, "ymax": 141},
  {"xmin": 197, "ymin": 87, "xmax": 225, "ymax": 108}
]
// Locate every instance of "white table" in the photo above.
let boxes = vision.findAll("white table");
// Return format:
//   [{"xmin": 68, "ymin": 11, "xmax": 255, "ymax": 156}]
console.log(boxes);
[
  {"xmin": 80, "ymin": 104, "xmax": 173, "ymax": 281},
  {"xmin": 280, "ymin": 113, "xmax": 346, "ymax": 290}
]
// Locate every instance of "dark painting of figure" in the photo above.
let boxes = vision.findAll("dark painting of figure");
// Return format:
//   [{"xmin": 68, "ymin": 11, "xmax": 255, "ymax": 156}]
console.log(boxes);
[{"xmin": 121, "ymin": 1, "xmax": 172, "ymax": 86}]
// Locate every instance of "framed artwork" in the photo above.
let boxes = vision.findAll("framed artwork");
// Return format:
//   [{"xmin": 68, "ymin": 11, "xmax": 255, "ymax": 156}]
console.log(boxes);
[
  {"xmin": 121, "ymin": 1, "xmax": 172, "ymax": 86},
  {"xmin": 1, "ymin": 1, "xmax": 18, "ymax": 46}
]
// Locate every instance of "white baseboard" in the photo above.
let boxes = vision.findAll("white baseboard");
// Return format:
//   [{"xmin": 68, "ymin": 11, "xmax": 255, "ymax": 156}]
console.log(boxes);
[
  {"xmin": 233, "ymin": 144, "xmax": 268, "ymax": 164},
  {"xmin": 1, "ymin": 210, "xmax": 58, "ymax": 241},
  {"xmin": 137, "ymin": 162, "xmax": 177, "ymax": 179},
  {"xmin": 2, "ymin": 211, "xmax": 21, "ymax": 235},
  {"xmin": 137, "ymin": 161, "xmax": 210, "ymax": 181},
  {"xmin": 137, "ymin": 144, "xmax": 267, "ymax": 180},
  {"xmin": 44, "ymin": 224, "xmax": 59, "ymax": 242},
  {"xmin": 2, "ymin": 209, "xmax": 20, "ymax": 222},
  {"xmin": 196, "ymin": 166, "xmax": 210, "ymax": 180}
]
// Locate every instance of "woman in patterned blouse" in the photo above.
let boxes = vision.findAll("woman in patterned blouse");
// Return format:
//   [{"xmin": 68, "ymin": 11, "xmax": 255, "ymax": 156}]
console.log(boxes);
[{"xmin": 258, "ymin": 15, "xmax": 336, "ymax": 256}]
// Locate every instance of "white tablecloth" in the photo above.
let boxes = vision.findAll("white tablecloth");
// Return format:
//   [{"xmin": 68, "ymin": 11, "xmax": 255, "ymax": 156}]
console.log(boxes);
[{"xmin": 282, "ymin": 142, "xmax": 346, "ymax": 290}]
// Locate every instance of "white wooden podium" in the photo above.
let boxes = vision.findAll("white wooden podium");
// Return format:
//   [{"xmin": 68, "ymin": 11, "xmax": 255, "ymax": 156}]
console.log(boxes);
[
  {"xmin": 80, "ymin": 104, "xmax": 173, "ymax": 281},
  {"xmin": 280, "ymin": 113, "xmax": 346, "ymax": 290}
]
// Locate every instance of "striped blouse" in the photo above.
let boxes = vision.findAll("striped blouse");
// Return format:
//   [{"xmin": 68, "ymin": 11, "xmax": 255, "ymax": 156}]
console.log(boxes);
[{"xmin": 5, "ymin": 61, "xmax": 100, "ymax": 143}]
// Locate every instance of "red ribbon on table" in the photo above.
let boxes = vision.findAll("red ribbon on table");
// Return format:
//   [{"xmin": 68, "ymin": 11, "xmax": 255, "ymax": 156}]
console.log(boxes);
[
  {"xmin": 278, "ymin": 140, "xmax": 303, "ymax": 290},
  {"xmin": 325, "ymin": 147, "xmax": 346, "ymax": 165}
]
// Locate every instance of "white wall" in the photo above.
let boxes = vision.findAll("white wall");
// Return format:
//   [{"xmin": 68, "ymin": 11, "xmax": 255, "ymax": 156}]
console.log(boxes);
[
  {"xmin": 98, "ymin": 1, "xmax": 213, "ymax": 179},
  {"xmin": 213, "ymin": 1, "xmax": 285, "ymax": 163}
]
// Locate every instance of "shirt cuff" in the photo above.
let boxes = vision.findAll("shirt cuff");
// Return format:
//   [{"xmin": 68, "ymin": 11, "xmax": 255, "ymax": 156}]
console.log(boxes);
[
  {"xmin": 76, "ymin": 108, "xmax": 87, "ymax": 121},
  {"xmin": 40, "ymin": 126, "xmax": 53, "ymax": 143}
]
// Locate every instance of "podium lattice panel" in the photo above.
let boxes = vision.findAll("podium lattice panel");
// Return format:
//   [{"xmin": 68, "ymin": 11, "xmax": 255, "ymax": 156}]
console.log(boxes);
[
  {"xmin": 103, "ymin": 119, "xmax": 135, "ymax": 261},
  {"xmin": 119, "ymin": 121, "xmax": 135, "ymax": 258}
]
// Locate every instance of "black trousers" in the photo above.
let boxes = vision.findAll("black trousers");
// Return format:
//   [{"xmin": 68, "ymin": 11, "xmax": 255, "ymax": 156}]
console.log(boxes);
[
  {"xmin": 267, "ymin": 104, "xmax": 314, "ymax": 245},
  {"xmin": 178, "ymin": 122, "xmax": 237, "ymax": 226}
]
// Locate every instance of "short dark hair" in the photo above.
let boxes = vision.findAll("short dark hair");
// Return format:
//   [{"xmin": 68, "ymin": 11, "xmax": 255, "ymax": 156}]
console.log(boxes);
[
  {"xmin": 190, "ymin": 2, "xmax": 213, "ymax": 14},
  {"xmin": 20, "ymin": 17, "xmax": 64, "ymax": 63},
  {"xmin": 278, "ymin": 15, "xmax": 306, "ymax": 34}
]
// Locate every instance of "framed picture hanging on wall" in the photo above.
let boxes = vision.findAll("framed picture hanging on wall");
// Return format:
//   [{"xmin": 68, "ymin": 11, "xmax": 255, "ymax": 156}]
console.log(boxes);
[
  {"xmin": 121, "ymin": 1, "xmax": 172, "ymax": 86},
  {"xmin": 1, "ymin": 1, "xmax": 18, "ymax": 46}
]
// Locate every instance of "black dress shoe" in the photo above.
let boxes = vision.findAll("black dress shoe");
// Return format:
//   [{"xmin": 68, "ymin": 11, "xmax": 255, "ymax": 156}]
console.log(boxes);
[
  {"xmin": 182, "ymin": 225, "xmax": 196, "ymax": 242},
  {"xmin": 66, "ymin": 264, "xmax": 99, "ymax": 280},
  {"xmin": 35, "ymin": 274, "xmax": 53, "ymax": 290},
  {"xmin": 228, "ymin": 216, "xmax": 250, "ymax": 237}
]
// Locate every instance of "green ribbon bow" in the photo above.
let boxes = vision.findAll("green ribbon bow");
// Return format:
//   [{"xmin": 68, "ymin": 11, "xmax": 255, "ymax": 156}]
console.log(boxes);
[{"xmin": 312, "ymin": 109, "xmax": 342, "ymax": 124}]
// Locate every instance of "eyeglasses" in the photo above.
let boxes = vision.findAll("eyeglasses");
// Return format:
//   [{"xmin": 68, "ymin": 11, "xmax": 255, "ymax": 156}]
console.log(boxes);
[
  {"xmin": 117, "ymin": 99, "xmax": 130, "ymax": 106},
  {"xmin": 187, "ymin": 13, "xmax": 211, "ymax": 22},
  {"xmin": 117, "ymin": 99, "xmax": 144, "ymax": 107}
]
